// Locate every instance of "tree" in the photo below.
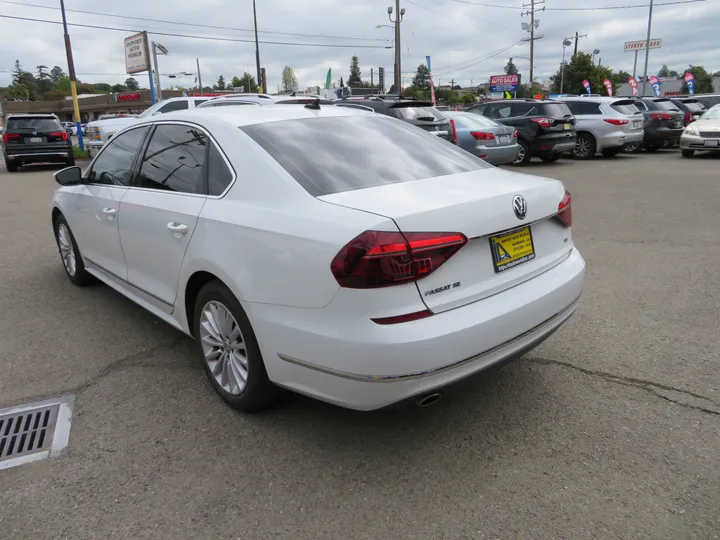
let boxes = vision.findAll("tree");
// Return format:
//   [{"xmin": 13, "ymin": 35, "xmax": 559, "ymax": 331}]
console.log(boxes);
[
  {"xmin": 92, "ymin": 83, "xmax": 112, "ymax": 92},
  {"xmin": 240, "ymin": 72, "xmax": 258, "ymax": 93},
  {"xmin": 36, "ymin": 65, "xmax": 53, "ymax": 94},
  {"xmin": 681, "ymin": 66, "xmax": 714, "ymax": 94},
  {"xmin": 548, "ymin": 52, "xmax": 618, "ymax": 96},
  {"xmin": 49, "ymin": 66, "xmax": 65, "ymax": 84},
  {"xmin": 111, "ymin": 83, "xmax": 128, "ymax": 93},
  {"xmin": 616, "ymin": 70, "xmax": 632, "ymax": 83},
  {"xmin": 504, "ymin": 58, "xmax": 519, "ymax": 75},
  {"xmin": 339, "ymin": 76, "xmax": 344, "ymax": 87},
  {"xmin": 124, "ymin": 77, "xmax": 139, "ymax": 90},
  {"xmin": 411, "ymin": 63, "xmax": 430, "ymax": 92},
  {"xmin": 281, "ymin": 66, "xmax": 298, "ymax": 92},
  {"xmin": 7, "ymin": 83, "xmax": 30, "ymax": 100},
  {"xmin": 12, "ymin": 60, "xmax": 24, "ymax": 85},
  {"xmin": 231, "ymin": 76, "xmax": 243, "ymax": 89},
  {"xmin": 462, "ymin": 93, "xmax": 476, "ymax": 104},
  {"xmin": 76, "ymin": 82, "xmax": 96, "ymax": 94},
  {"xmin": 54, "ymin": 76, "xmax": 72, "ymax": 93},
  {"xmin": 41, "ymin": 90, "xmax": 67, "ymax": 101},
  {"xmin": 215, "ymin": 75, "xmax": 226, "ymax": 90},
  {"xmin": 348, "ymin": 56, "xmax": 363, "ymax": 88}
]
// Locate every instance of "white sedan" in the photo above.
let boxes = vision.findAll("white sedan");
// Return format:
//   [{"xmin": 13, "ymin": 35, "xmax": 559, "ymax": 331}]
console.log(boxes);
[{"xmin": 51, "ymin": 105, "xmax": 585, "ymax": 412}]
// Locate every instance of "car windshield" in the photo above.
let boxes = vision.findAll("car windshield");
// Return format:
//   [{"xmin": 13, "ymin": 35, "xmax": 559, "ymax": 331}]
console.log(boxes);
[
  {"xmin": 611, "ymin": 102, "xmax": 640, "ymax": 115},
  {"xmin": 702, "ymin": 107, "xmax": 720, "ymax": 120},
  {"xmin": 540, "ymin": 103, "xmax": 572, "ymax": 118},
  {"xmin": 392, "ymin": 105, "xmax": 445, "ymax": 121},
  {"xmin": 240, "ymin": 116, "xmax": 489, "ymax": 197},
  {"xmin": 6, "ymin": 118, "xmax": 61, "ymax": 131}
]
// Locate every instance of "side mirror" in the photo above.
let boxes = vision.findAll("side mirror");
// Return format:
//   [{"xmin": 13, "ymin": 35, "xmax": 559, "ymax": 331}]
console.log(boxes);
[{"xmin": 54, "ymin": 166, "xmax": 82, "ymax": 186}]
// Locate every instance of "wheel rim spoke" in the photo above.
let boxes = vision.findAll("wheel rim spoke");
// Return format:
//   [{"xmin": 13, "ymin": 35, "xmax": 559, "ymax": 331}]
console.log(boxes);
[
  {"xmin": 58, "ymin": 225, "xmax": 76, "ymax": 276},
  {"xmin": 199, "ymin": 300, "xmax": 248, "ymax": 396}
]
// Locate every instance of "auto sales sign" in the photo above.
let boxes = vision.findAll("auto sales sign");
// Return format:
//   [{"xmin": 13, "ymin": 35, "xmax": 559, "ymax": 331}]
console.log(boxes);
[
  {"xmin": 489, "ymin": 74, "xmax": 521, "ymax": 93},
  {"xmin": 124, "ymin": 31, "xmax": 150, "ymax": 74}
]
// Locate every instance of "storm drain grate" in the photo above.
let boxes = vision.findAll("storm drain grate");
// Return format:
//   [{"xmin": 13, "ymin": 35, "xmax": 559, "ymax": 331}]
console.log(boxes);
[{"xmin": 0, "ymin": 395, "xmax": 74, "ymax": 470}]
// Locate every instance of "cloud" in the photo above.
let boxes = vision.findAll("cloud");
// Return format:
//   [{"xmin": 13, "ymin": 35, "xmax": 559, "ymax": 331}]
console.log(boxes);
[{"xmin": 0, "ymin": 0, "xmax": 717, "ymax": 92}]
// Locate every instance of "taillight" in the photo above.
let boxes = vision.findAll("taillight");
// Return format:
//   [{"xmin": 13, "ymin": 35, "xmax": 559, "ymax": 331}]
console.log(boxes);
[
  {"xmin": 650, "ymin": 113, "xmax": 672, "ymax": 121},
  {"xmin": 2, "ymin": 133, "xmax": 20, "ymax": 143},
  {"xmin": 512, "ymin": 130, "xmax": 518, "ymax": 138},
  {"xmin": 531, "ymin": 117, "xmax": 553, "ymax": 128},
  {"xmin": 555, "ymin": 189, "xmax": 572, "ymax": 228},
  {"xmin": 470, "ymin": 131, "xmax": 495, "ymax": 140},
  {"xmin": 330, "ymin": 230, "xmax": 468, "ymax": 289},
  {"xmin": 449, "ymin": 119, "xmax": 458, "ymax": 144},
  {"xmin": 603, "ymin": 119, "xmax": 629, "ymax": 125},
  {"xmin": 684, "ymin": 112, "xmax": 692, "ymax": 124},
  {"xmin": 50, "ymin": 131, "xmax": 69, "ymax": 141}
]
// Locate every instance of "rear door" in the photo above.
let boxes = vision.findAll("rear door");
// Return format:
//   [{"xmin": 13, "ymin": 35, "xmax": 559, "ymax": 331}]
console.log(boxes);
[{"xmin": 118, "ymin": 123, "xmax": 209, "ymax": 308}]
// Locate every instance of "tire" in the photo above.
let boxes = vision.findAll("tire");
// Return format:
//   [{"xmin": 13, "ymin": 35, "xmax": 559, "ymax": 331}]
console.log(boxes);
[
  {"xmin": 681, "ymin": 149, "xmax": 695, "ymax": 158},
  {"xmin": 572, "ymin": 132, "xmax": 596, "ymax": 160},
  {"xmin": 512, "ymin": 139, "xmax": 532, "ymax": 166},
  {"xmin": 540, "ymin": 154, "xmax": 560, "ymax": 163},
  {"xmin": 193, "ymin": 281, "xmax": 282, "ymax": 412},
  {"xmin": 54, "ymin": 214, "xmax": 94, "ymax": 286},
  {"xmin": 601, "ymin": 148, "xmax": 622, "ymax": 157},
  {"xmin": 5, "ymin": 159, "xmax": 18, "ymax": 172}
]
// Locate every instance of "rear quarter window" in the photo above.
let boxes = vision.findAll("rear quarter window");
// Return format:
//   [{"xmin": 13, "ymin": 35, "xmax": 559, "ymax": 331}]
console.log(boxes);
[{"xmin": 240, "ymin": 116, "xmax": 489, "ymax": 197}]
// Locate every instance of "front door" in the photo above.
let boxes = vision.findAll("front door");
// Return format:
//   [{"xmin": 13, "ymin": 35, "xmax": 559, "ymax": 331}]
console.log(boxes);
[
  {"xmin": 118, "ymin": 123, "xmax": 209, "ymax": 307},
  {"xmin": 68, "ymin": 125, "xmax": 151, "ymax": 280}
]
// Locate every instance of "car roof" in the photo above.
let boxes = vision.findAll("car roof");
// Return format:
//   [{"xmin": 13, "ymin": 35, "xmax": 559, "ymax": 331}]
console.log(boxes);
[
  {"xmin": 139, "ymin": 104, "xmax": 374, "ymax": 128},
  {"xmin": 561, "ymin": 96, "xmax": 632, "ymax": 103}
]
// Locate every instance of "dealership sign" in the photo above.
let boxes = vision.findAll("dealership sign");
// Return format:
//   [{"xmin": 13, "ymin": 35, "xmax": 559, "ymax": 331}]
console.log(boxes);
[
  {"xmin": 124, "ymin": 31, "xmax": 150, "ymax": 74},
  {"xmin": 489, "ymin": 74, "xmax": 520, "ymax": 92},
  {"xmin": 623, "ymin": 39, "xmax": 663, "ymax": 52}
]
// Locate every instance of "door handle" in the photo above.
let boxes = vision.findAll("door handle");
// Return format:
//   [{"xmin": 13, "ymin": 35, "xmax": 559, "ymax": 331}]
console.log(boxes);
[
  {"xmin": 102, "ymin": 207, "xmax": 117, "ymax": 219},
  {"xmin": 167, "ymin": 222, "xmax": 188, "ymax": 235}
]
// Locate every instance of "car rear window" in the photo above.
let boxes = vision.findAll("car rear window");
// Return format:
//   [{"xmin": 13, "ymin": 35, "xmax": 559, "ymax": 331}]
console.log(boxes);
[
  {"xmin": 651, "ymin": 100, "xmax": 680, "ymax": 111},
  {"xmin": 611, "ymin": 102, "xmax": 640, "ymax": 115},
  {"xmin": 240, "ymin": 116, "xmax": 489, "ymax": 197},
  {"xmin": 452, "ymin": 113, "xmax": 500, "ymax": 129},
  {"xmin": 685, "ymin": 102, "xmax": 705, "ymax": 112},
  {"xmin": 538, "ymin": 103, "xmax": 572, "ymax": 118},
  {"xmin": 6, "ymin": 117, "xmax": 61, "ymax": 131},
  {"xmin": 392, "ymin": 105, "xmax": 445, "ymax": 121}
]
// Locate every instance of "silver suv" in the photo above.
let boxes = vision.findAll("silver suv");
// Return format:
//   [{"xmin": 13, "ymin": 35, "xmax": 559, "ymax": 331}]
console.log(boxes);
[{"xmin": 560, "ymin": 97, "xmax": 644, "ymax": 159}]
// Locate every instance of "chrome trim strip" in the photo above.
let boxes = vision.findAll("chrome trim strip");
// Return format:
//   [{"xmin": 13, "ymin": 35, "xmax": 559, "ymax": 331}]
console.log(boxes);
[
  {"xmin": 84, "ymin": 257, "xmax": 174, "ymax": 310},
  {"xmin": 277, "ymin": 296, "xmax": 581, "ymax": 383},
  {"xmin": 7, "ymin": 152, "xmax": 69, "ymax": 157}
]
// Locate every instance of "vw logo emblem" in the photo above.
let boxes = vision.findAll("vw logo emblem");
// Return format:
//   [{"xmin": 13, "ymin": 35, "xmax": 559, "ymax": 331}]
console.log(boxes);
[{"xmin": 512, "ymin": 195, "xmax": 528, "ymax": 220}]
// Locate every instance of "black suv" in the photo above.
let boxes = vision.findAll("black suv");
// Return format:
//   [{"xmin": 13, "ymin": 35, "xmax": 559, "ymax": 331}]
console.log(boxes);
[
  {"xmin": 2, "ymin": 114, "xmax": 74, "ymax": 172},
  {"xmin": 335, "ymin": 97, "xmax": 453, "ymax": 143},
  {"xmin": 466, "ymin": 99, "xmax": 576, "ymax": 165},
  {"xmin": 626, "ymin": 97, "xmax": 684, "ymax": 152}
]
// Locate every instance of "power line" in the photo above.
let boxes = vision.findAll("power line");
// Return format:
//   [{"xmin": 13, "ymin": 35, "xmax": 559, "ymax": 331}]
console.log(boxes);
[
  {"xmin": 0, "ymin": 0, "xmax": 390, "ymax": 42},
  {"xmin": 0, "ymin": 14, "xmax": 391, "ymax": 48},
  {"xmin": 441, "ymin": 0, "xmax": 704, "ymax": 8},
  {"xmin": 432, "ymin": 41, "xmax": 523, "ymax": 76}
]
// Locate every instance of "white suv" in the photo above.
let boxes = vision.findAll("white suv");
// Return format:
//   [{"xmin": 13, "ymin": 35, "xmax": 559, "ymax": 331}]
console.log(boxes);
[
  {"xmin": 560, "ymin": 97, "xmax": 644, "ymax": 159},
  {"xmin": 86, "ymin": 97, "xmax": 209, "ymax": 156}
]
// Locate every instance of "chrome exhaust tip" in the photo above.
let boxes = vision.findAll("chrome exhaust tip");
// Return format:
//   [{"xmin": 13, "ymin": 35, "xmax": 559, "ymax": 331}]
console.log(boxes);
[{"xmin": 417, "ymin": 392, "xmax": 443, "ymax": 407}]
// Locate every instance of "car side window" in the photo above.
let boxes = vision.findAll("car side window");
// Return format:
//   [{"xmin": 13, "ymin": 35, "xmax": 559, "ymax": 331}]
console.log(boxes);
[
  {"xmin": 564, "ymin": 102, "xmax": 578, "ymax": 114},
  {"xmin": 194, "ymin": 99, "xmax": 208, "ymax": 106},
  {"xmin": 157, "ymin": 101, "xmax": 189, "ymax": 114},
  {"xmin": 207, "ymin": 142, "xmax": 234, "ymax": 196},
  {"xmin": 136, "ymin": 124, "xmax": 207, "ymax": 194},
  {"xmin": 576, "ymin": 102, "xmax": 602, "ymax": 115},
  {"xmin": 510, "ymin": 103, "xmax": 533, "ymax": 116},
  {"xmin": 87, "ymin": 126, "xmax": 150, "ymax": 186},
  {"xmin": 495, "ymin": 105, "xmax": 512, "ymax": 118}
]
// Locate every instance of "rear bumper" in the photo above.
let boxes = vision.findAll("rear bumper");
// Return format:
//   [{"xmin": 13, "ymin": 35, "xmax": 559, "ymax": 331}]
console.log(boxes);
[
  {"xmin": 644, "ymin": 129, "xmax": 683, "ymax": 145},
  {"xmin": 478, "ymin": 144, "xmax": 520, "ymax": 165},
  {"xmin": 248, "ymin": 248, "xmax": 585, "ymax": 410},
  {"xmin": 4, "ymin": 151, "xmax": 70, "ymax": 163},
  {"xmin": 598, "ymin": 130, "xmax": 644, "ymax": 151},
  {"xmin": 530, "ymin": 137, "xmax": 577, "ymax": 155}
]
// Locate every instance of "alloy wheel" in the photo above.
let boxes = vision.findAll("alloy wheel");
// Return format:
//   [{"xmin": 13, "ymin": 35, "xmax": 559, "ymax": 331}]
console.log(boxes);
[
  {"xmin": 574, "ymin": 137, "xmax": 591, "ymax": 158},
  {"xmin": 199, "ymin": 301, "xmax": 248, "ymax": 395},
  {"xmin": 514, "ymin": 145, "xmax": 525, "ymax": 164},
  {"xmin": 57, "ymin": 224, "xmax": 76, "ymax": 277}
]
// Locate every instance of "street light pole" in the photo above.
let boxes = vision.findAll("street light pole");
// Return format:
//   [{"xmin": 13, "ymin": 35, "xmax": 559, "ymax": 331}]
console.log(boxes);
[
  {"xmin": 560, "ymin": 39, "xmax": 572, "ymax": 94},
  {"xmin": 196, "ymin": 58, "xmax": 203, "ymax": 96},
  {"xmin": 641, "ymin": 0, "xmax": 654, "ymax": 97},
  {"xmin": 59, "ymin": 0, "xmax": 83, "ymax": 152},
  {"xmin": 253, "ymin": 0, "xmax": 262, "ymax": 92}
]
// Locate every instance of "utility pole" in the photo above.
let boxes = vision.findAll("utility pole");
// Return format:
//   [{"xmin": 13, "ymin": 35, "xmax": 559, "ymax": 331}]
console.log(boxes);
[
  {"xmin": 196, "ymin": 58, "xmax": 203, "ymax": 95},
  {"xmin": 522, "ymin": 0, "xmax": 544, "ymax": 93},
  {"xmin": 252, "ymin": 0, "xmax": 262, "ymax": 91},
  {"xmin": 574, "ymin": 31, "xmax": 579, "ymax": 57},
  {"xmin": 388, "ymin": 1, "xmax": 405, "ymax": 94},
  {"xmin": 59, "ymin": 0, "xmax": 84, "ymax": 151},
  {"xmin": 641, "ymin": 0, "xmax": 654, "ymax": 97},
  {"xmin": 371, "ymin": 68, "xmax": 374, "ymax": 90}
]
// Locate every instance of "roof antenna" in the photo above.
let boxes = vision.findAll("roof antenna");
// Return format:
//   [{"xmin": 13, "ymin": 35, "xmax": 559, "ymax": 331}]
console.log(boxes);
[{"xmin": 304, "ymin": 98, "xmax": 321, "ymax": 110}]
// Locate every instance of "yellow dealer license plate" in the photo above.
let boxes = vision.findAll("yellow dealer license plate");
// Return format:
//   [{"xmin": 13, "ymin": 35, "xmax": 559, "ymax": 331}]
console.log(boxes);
[
  {"xmin": 489, "ymin": 226, "xmax": 536, "ymax": 273},
  {"xmin": 564, "ymin": 123, "xmax": 571, "ymax": 130}
]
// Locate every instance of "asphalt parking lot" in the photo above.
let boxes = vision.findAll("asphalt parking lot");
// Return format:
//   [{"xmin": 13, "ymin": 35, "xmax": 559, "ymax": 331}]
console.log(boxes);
[{"xmin": 0, "ymin": 150, "xmax": 718, "ymax": 539}]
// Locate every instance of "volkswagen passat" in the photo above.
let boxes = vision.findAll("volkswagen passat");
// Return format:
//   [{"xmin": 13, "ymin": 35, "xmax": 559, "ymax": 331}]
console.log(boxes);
[{"xmin": 51, "ymin": 105, "xmax": 585, "ymax": 412}]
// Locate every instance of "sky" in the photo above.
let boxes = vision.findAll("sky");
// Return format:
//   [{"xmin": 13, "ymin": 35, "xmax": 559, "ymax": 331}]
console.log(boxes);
[{"xmin": 0, "ymin": 0, "xmax": 718, "ymax": 93}]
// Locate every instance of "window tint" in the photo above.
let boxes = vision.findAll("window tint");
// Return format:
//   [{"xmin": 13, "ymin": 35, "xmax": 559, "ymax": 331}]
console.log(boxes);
[
  {"xmin": 137, "ymin": 124, "xmax": 207, "ymax": 194},
  {"xmin": 392, "ymin": 106, "xmax": 445, "ymax": 121},
  {"xmin": 241, "ymin": 116, "xmax": 488, "ymax": 197},
  {"xmin": 194, "ymin": 99, "xmax": 208, "ymax": 106},
  {"xmin": 88, "ymin": 126, "xmax": 150, "ymax": 186},
  {"xmin": 510, "ymin": 103, "xmax": 535, "ymax": 116},
  {"xmin": 539, "ymin": 103, "xmax": 572, "ymax": 117},
  {"xmin": 6, "ymin": 118, "xmax": 62, "ymax": 131},
  {"xmin": 652, "ymin": 100, "xmax": 681, "ymax": 111},
  {"xmin": 207, "ymin": 142, "xmax": 233, "ymax": 196},
  {"xmin": 611, "ymin": 103, "xmax": 640, "ymax": 115},
  {"xmin": 634, "ymin": 101, "xmax": 648, "ymax": 110},
  {"xmin": 493, "ymin": 105, "xmax": 512, "ymax": 119},
  {"xmin": 157, "ymin": 101, "xmax": 189, "ymax": 114},
  {"xmin": 569, "ymin": 101, "xmax": 601, "ymax": 115},
  {"xmin": 452, "ymin": 113, "xmax": 500, "ymax": 128}
]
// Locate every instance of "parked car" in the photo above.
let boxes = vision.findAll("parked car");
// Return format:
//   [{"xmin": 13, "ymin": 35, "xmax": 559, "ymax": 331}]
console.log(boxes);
[
  {"xmin": 624, "ymin": 97, "xmax": 684, "ymax": 152},
  {"xmin": 443, "ymin": 111, "xmax": 519, "ymax": 165},
  {"xmin": 62, "ymin": 121, "xmax": 77, "ymax": 136},
  {"xmin": 559, "ymin": 97, "xmax": 644, "ymax": 159},
  {"xmin": 81, "ymin": 123, "xmax": 88, "ymax": 136},
  {"xmin": 689, "ymin": 94, "xmax": 720, "ymax": 109},
  {"xmin": 669, "ymin": 98, "xmax": 706, "ymax": 125},
  {"xmin": 466, "ymin": 99, "xmax": 576, "ymax": 165},
  {"xmin": 198, "ymin": 96, "xmax": 335, "ymax": 108},
  {"xmin": 336, "ymin": 97, "xmax": 454, "ymax": 143},
  {"xmin": 3, "ymin": 114, "xmax": 73, "ymax": 172},
  {"xmin": 86, "ymin": 97, "xmax": 210, "ymax": 156},
  {"xmin": 50, "ymin": 105, "xmax": 584, "ymax": 412},
  {"xmin": 680, "ymin": 104, "xmax": 720, "ymax": 158}
]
